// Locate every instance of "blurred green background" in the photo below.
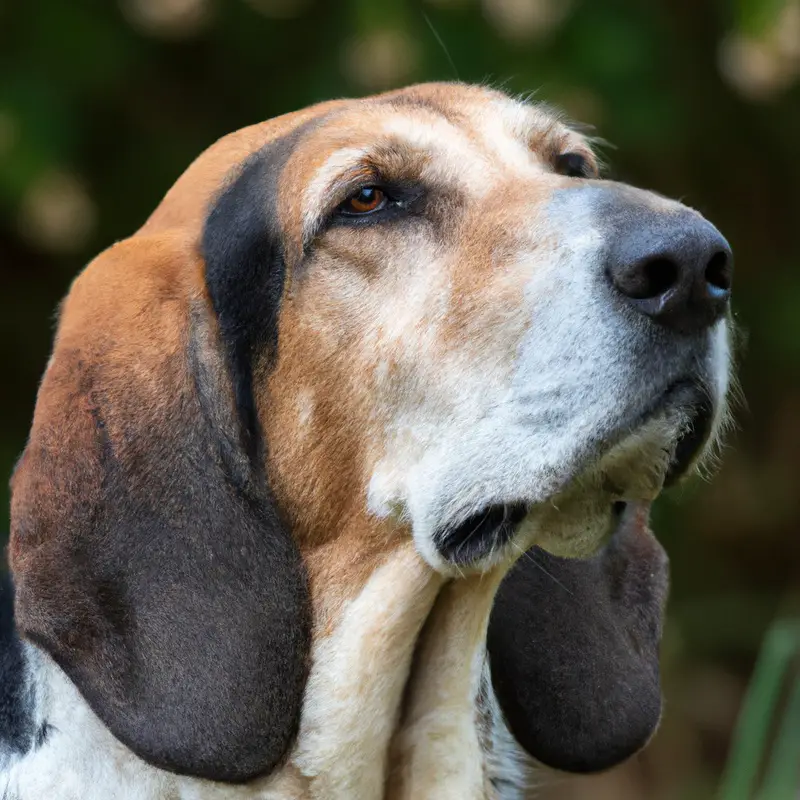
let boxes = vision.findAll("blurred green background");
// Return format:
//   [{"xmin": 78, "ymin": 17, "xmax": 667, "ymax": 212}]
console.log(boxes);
[{"xmin": 1, "ymin": 0, "xmax": 799, "ymax": 797}]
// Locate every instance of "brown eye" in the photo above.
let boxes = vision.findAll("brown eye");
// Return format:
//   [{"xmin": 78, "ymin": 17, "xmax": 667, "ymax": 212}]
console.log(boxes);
[
  {"xmin": 342, "ymin": 187, "xmax": 387, "ymax": 215},
  {"xmin": 555, "ymin": 152, "xmax": 591, "ymax": 178}
]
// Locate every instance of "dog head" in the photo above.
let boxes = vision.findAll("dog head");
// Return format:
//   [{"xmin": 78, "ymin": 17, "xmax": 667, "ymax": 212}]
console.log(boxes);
[{"xmin": 9, "ymin": 83, "xmax": 732, "ymax": 783}]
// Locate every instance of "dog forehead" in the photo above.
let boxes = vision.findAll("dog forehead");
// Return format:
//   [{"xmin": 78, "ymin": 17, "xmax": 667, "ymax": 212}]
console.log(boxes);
[
  {"xmin": 292, "ymin": 84, "xmax": 578, "ymax": 183},
  {"xmin": 140, "ymin": 83, "xmax": 578, "ymax": 243}
]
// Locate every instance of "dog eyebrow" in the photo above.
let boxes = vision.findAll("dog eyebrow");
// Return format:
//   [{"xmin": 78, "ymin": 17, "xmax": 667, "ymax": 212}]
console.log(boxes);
[
  {"xmin": 300, "ymin": 141, "xmax": 433, "ymax": 245},
  {"xmin": 299, "ymin": 103, "xmax": 598, "ymax": 249},
  {"xmin": 301, "ymin": 147, "xmax": 372, "ymax": 244}
]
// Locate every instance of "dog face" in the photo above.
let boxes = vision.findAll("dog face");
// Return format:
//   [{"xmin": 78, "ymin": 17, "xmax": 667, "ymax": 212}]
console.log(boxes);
[
  {"xmin": 239, "ymin": 83, "xmax": 731, "ymax": 571},
  {"xmin": 8, "ymin": 83, "xmax": 733, "ymax": 788}
]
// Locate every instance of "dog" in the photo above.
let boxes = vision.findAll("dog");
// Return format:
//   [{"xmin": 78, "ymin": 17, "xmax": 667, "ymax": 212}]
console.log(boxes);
[{"xmin": 0, "ymin": 82, "xmax": 733, "ymax": 799}]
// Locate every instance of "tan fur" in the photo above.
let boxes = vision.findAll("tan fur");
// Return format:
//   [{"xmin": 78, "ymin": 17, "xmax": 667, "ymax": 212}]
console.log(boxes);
[{"xmin": 10, "ymin": 231, "xmax": 202, "ymax": 630}]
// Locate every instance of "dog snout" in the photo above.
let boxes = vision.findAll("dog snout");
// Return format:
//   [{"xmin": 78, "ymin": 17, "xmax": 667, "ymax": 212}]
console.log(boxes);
[{"xmin": 605, "ymin": 201, "xmax": 732, "ymax": 334}]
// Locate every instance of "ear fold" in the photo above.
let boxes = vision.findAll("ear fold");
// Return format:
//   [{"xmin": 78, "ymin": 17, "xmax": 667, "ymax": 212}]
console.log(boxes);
[
  {"xmin": 9, "ymin": 141, "xmax": 310, "ymax": 783},
  {"xmin": 487, "ymin": 503, "xmax": 669, "ymax": 773}
]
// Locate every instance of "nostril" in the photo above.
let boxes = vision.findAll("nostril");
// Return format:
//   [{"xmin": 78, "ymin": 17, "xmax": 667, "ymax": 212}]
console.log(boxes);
[
  {"xmin": 705, "ymin": 250, "xmax": 731, "ymax": 293},
  {"xmin": 622, "ymin": 257, "xmax": 679, "ymax": 300},
  {"xmin": 642, "ymin": 258, "xmax": 679, "ymax": 298}
]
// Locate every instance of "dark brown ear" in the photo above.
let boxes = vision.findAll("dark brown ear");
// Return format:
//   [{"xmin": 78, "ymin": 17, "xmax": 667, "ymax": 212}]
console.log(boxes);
[
  {"xmin": 487, "ymin": 504, "xmax": 669, "ymax": 773},
  {"xmin": 9, "ymin": 141, "xmax": 310, "ymax": 783}
]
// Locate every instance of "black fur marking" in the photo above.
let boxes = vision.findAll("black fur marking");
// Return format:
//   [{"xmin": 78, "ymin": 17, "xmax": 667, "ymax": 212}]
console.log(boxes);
[
  {"xmin": 0, "ymin": 571, "xmax": 33, "ymax": 757},
  {"xmin": 203, "ymin": 127, "xmax": 308, "ymax": 460},
  {"xmin": 488, "ymin": 505, "xmax": 669, "ymax": 773},
  {"xmin": 34, "ymin": 722, "xmax": 54, "ymax": 749}
]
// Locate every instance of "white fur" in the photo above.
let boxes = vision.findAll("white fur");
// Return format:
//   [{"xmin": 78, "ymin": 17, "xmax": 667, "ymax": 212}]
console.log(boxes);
[
  {"xmin": 3, "ymin": 648, "xmax": 173, "ymax": 800},
  {"xmin": 1, "ymin": 550, "xmax": 443, "ymax": 800},
  {"xmin": 475, "ymin": 100, "xmax": 548, "ymax": 176},
  {"xmin": 367, "ymin": 184, "xmax": 731, "ymax": 573},
  {"xmin": 381, "ymin": 115, "xmax": 492, "ymax": 195},
  {"xmin": 301, "ymin": 146, "xmax": 367, "ymax": 239},
  {"xmin": 479, "ymin": 661, "xmax": 538, "ymax": 800},
  {"xmin": 1, "ymin": 577, "xmax": 538, "ymax": 800}
]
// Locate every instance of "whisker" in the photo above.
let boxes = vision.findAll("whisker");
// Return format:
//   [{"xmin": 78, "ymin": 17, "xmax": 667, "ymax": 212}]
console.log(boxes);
[
  {"xmin": 455, "ymin": 507, "xmax": 493, "ymax": 559},
  {"xmin": 422, "ymin": 12, "xmax": 460, "ymax": 80},
  {"xmin": 511, "ymin": 541, "xmax": 575, "ymax": 597}
]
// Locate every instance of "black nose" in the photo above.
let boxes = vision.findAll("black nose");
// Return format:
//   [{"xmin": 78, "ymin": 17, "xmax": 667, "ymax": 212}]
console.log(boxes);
[{"xmin": 607, "ymin": 210, "xmax": 732, "ymax": 333}]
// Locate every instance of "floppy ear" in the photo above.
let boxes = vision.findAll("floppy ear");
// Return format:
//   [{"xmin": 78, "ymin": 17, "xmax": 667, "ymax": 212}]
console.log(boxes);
[
  {"xmin": 9, "ymin": 141, "xmax": 310, "ymax": 782},
  {"xmin": 487, "ymin": 503, "xmax": 668, "ymax": 774}
]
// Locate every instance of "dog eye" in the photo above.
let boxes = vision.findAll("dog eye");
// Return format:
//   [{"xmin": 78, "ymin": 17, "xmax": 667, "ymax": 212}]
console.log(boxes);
[
  {"xmin": 555, "ymin": 152, "xmax": 592, "ymax": 179},
  {"xmin": 340, "ymin": 187, "xmax": 388, "ymax": 215}
]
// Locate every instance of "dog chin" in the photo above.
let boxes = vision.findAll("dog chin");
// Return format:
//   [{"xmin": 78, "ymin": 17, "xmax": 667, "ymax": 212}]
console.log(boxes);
[
  {"xmin": 531, "ymin": 411, "xmax": 688, "ymax": 560},
  {"xmin": 426, "ymin": 388, "xmax": 717, "ymax": 573}
]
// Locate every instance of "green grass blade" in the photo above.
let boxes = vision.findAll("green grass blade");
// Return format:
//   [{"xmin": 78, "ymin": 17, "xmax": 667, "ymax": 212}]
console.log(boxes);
[
  {"xmin": 718, "ymin": 622, "xmax": 800, "ymax": 800},
  {"xmin": 757, "ymin": 674, "xmax": 800, "ymax": 800}
]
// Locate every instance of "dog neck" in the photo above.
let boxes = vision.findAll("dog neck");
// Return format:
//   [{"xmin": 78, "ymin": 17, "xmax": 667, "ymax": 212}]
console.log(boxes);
[
  {"xmin": 387, "ymin": 569, "xmax": 505, "ymax": 798},
  {"xmin": 290, "ymin": 542, "xmax": 444, "ymax": 797}
]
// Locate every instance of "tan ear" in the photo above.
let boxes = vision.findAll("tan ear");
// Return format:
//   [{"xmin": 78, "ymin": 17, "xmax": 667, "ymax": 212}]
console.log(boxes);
[{"xmin": 10, "ymin": 192, "xmax": 310, "ymax": 781}]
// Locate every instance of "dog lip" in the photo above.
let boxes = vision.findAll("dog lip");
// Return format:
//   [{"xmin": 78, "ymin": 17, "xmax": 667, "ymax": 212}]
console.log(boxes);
[
  {"xmin": 639, "ymin": 377, "xmax": 716, "ymax": 488},
  {"xmin": 614, "ymin": 377, "xmax": 714, "ymax": 490},
  {"xmin": 435, "ymin": 502, "xmax": 528, "ymax": 565},
  {"xmin": 663, "ymin": 385, "xmax": 715, "ymax": 486}
]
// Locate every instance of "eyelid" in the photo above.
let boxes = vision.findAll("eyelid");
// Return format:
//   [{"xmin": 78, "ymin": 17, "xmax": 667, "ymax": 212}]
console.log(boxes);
[
  {"xmin": 338, "ymin": 183, "xmax": 392, "ymax": 205},
  {"xmin": 555, "ymin": 151, "xmax": 597, "ymax": 178},
  {"xmin": 320, "ymin": 182, "xmax": 423, "ymax": 233}
]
